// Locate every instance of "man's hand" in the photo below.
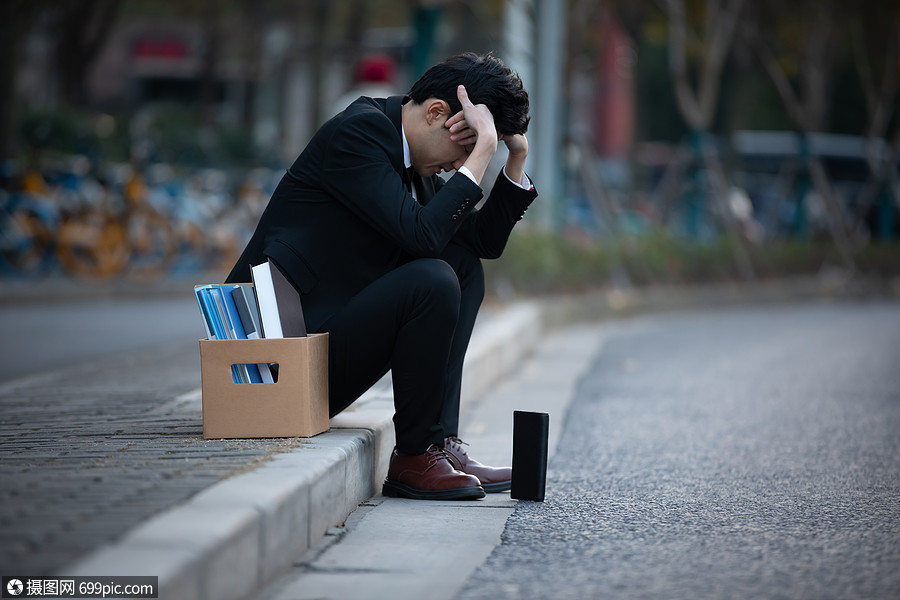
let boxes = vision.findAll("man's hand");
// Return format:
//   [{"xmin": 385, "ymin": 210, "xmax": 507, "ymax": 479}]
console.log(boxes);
[
  {"xmin": 445, "ymin": 85, "xmax": 498, "ymax": 154},
  {"xmin": 443, "ymin": 85, "xmax": 498, "ymax": 185},
  {"xmin": 446, "ymin": 113, "xmax": 476, "ymax": 147},
  {"xmin": 500, "ymin": 133, "xmax": 528, "ymax": 158}
]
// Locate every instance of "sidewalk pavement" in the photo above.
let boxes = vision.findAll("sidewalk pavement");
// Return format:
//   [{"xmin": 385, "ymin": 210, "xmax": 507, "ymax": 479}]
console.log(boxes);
[
  {"xmin": 254, "ymin": 320, "xmax": 607, "ymax": 600},
  {"xmin": 1, "ymin": 273, "xmax": 894, "ymax": 600},
  {"xmin": 0, "ymin": 287, "xmax": 543, "ymax": 600}
]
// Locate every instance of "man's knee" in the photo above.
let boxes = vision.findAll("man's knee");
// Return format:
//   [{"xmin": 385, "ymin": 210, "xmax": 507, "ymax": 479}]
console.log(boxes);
[
  {"xmin": 439, "ymin": 243, "xmax": 484, "ymax": 305},
  {"xmin": 404, "ymin": 258, "xmax": 461, "ymax": 314}
]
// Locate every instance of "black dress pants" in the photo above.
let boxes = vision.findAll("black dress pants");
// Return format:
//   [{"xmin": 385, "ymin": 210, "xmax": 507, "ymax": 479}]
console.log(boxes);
[{"xmin": 318, "ymin": 243, "xmax": 484, "ymax": 454}]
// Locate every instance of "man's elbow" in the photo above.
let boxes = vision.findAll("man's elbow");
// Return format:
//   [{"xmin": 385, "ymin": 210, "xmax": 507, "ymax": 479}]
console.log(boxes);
[{"xmin": 480, "ymin": 242, "xmax": 506, "ymax": 260}]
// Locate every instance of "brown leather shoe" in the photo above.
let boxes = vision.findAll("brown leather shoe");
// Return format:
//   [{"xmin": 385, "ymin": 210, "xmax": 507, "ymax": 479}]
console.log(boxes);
[
  {"xmin": 383, "ymin": 444, "xmax": 485, "ymax": 500},
  {"xmin": 444, "ymin": 436, "xmax": 512, "ymax": 493}
]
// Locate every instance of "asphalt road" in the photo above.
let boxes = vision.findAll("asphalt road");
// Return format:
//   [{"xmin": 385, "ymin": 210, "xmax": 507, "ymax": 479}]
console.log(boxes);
[
  {"xmin": 458, "ymin": 301, "xmax": 900, "ymax": 600},
  {"xmin": 0, "ymin": 295, "xmax": 203, "ymax": 383}
]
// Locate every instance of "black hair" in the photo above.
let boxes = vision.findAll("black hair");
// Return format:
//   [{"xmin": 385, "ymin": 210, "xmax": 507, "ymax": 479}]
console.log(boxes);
[{"xmin": 407, "ymin": 52, "xmax": 530, "ymax": 136}]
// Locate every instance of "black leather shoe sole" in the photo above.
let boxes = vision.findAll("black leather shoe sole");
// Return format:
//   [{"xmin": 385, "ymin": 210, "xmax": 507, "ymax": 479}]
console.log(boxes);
[
  {"xmin": 481, "ymin": 480, "xmax": 511, "ymax": 493},
  {"xmin": 382, "ymin": 480, "xmax": 485, "ymax": 500}
]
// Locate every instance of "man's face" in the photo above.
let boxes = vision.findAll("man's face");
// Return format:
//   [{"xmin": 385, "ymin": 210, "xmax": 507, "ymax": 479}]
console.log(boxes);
[{"xmin": 409, "ymin": 103, "xmax": 472, "ymax": 177}]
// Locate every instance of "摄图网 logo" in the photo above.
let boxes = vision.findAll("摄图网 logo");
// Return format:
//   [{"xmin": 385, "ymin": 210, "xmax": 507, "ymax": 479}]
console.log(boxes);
[{"xmin": 6, "ymin": 579, "xmax": 24, "ymax": 596}]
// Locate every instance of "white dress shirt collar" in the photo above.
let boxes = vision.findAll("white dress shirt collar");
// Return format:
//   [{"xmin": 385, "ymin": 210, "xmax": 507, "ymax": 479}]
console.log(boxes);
[{"xmin": 401, "ymin": 125, "xmax": 412, "ymax": 170}]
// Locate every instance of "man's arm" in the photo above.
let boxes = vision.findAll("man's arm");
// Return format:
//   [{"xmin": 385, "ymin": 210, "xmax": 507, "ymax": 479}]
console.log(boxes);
[
  {"xmin": 501, "ymin": 133, "xmax": 529, "ymax": 189},
  {"xmin": 321, "ymin": 109, "xmax": 483, "ymax": 258},
  {"xmin": 450, "ymin": 169, "xmax": 538, "ymax": 259}
]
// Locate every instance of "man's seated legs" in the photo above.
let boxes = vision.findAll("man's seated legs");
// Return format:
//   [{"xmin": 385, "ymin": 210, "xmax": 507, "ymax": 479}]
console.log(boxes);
[
  {"xmin": 319, "ymin": 258, "xmax": 483, "ymax": 500},
  {"xmin": 437, "ymin": 243, "xmax": 513, "ymax": 492}
]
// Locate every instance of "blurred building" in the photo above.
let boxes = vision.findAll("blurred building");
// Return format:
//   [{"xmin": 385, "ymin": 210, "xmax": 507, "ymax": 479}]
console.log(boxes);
[{"xmin": 17, "ymin": 11, "xmax": 411, "ymax": 163}]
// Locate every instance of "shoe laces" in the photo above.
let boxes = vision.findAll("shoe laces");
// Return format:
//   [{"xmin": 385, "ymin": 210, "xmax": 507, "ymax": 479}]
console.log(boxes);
[
  {"xmin": 445, "ymin": 436, "xmax": 468, "ymax": 454},
  {"xmin": 443, "ymin": 437, "xmax": 471, "ymax": 470},
  {"xmin": 425, "ymin": 444, "xmax": 450, "ymax": 468}
]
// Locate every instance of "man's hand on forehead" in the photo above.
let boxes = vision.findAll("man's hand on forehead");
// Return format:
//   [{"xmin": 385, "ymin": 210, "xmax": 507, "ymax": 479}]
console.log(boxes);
[{"xmin": 447, "ymin": 85, "xmax": 497, "ymax": 151}]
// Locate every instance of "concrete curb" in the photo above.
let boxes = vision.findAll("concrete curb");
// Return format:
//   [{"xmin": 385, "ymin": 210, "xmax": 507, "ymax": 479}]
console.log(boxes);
[{"xmin": 63, "ymin": 301, "xmax": 545, "ymax": 600}]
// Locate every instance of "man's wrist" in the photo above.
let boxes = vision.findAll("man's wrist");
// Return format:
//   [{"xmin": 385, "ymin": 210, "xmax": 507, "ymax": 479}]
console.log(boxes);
[
  {"xmin": 458, "ymin": 166, "xmax": 477, "ymax": 185},
  {"xmin": 503, "ymin": 165, "xmax": 532, "ymax": 190},
  {"xmin": 462, "ymin": 142, "xmax": 497, "ymax": 184},
  {"xmin": 474, "ymin": 135, "xmax": 498, "ymax": 156}
]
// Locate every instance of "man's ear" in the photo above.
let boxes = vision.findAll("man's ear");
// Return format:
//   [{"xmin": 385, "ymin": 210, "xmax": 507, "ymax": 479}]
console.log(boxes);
[{"xmin": 424, "ymin": 99, "xmax": 450, "ymax": 127}]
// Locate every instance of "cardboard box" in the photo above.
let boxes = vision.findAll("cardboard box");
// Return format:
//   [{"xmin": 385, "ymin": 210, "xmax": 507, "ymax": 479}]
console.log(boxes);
[{"xmin": 199, "ymin": 333, "xmax": 329, "ymax": 439}]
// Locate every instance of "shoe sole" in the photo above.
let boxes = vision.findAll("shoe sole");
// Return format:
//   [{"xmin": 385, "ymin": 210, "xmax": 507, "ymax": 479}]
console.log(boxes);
[
  {"xmin": 383, "ymin": 480, "xmax": 485, "ymax": 500},
  {"xmin": 481, "ymin": 480, "xmax": 511, "ymax": 493}
]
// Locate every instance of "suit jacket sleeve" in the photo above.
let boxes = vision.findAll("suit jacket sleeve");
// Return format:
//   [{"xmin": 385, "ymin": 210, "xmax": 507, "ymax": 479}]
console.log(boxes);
[
  {"xmin": 449, "ymin": 169, "xmax": 538, "ymax": 259},
  {"xmin": 320, "ymin": 111, "xmax": 483, "ymax": 258}
]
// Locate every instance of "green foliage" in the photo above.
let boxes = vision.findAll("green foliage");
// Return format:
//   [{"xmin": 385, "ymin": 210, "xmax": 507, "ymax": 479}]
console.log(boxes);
[
  {"xmin": 132, "ymin": 102, "xmax": 268, "ymax": 167},
  {"xmin": 483, "ymin": 228, "xmax": 900, "ymax": 298},
  {"xmin": 137, "ymin": 102, "xmax": 208, "ymax": 165},
  {"xmin": 855, "ymin": 242, "xmax": 900, "ymax": 277},
  {"xmin": 16, "ymin": 107, "xmax": 133, "ymax": 164},
  {"xmin": 19, "ymin": 108, "xmax": 86, "ymax": 153},
  {"xmin": 483, "ymin": 229, "xmax": 610, "ymax": 294},
  {"xmin": 634, "ymin": 38, "xmax": 688, "ymax": 143},
  {"xmin": 15, "ymin": 102, "xmax": 271, "ymax": 169},
  {"xmin": 718, "ymin": 64, "xmax": 791, "ymax": 133}
]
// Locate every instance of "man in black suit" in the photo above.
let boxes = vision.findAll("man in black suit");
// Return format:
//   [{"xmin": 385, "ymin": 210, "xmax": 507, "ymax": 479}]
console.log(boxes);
[{"xmin": 227, "ymin": 52, "xmax": 537, "ymax": 500}]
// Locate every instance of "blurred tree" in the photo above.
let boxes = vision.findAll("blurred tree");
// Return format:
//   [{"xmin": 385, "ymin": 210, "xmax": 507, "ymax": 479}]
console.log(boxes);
[
  {"xmin": 239, "ymin": 0, "xmax": 265, "ymax": 130},
  {"xmin": 197, "ymin": 0, "xmax": 222, "ymax": 127},
  {"xmin": 561, "ymin": 0, "xmax": 635, "ymax": 287},
  {"xmin": 634, "ymin": 27, "xmax": 687, "ymax": 143},
  {"xmin": 444, "ymin": 0, "xmax": 502, "ymax": 58},
  {"xmin": 665, "ymin": 0, "xmax": 755, "ymax": 280},
  {"xmin": 308, "ymin": 0, "xmax": 334, "ymax": 130},
  {"xmin": 666, "ymin": 0, "xmax": 743, "ymax": 132},
  {"xmin": 342, "ymin": 0, "xmax": 371, "ymax": 92},
  {"xmin": 53, "ymin": 0, "xmax": 121, "ymax": 108},
  {"xmin": 409, "ymin": 0, "xmax": 445, "ymax": 79},
  {"xmin": 742, "ymin": 0, "xmax": 858, "ymax": 269},
  {"xmin": 851, "ymin": 1, "xmax": 900, "ymax": 240},
  {"xmin": 0, "ymin": 1, "xmax": 40, "ymax": 160}
]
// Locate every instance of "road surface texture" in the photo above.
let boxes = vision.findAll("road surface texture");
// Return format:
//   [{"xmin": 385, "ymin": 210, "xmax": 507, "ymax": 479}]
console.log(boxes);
[{"xmin": 458, "ymin": 301, "xmax": 900, "ymax": 600}]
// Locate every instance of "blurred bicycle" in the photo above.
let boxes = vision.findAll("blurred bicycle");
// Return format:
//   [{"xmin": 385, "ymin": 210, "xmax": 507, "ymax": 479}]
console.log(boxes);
[
  {"xmin": 0, "ymin": 188, "xmax": 59, "ymax": 275},
  {"xmin": 0, "ymin": 164, "xmax": 60, "ymax": 276},
  {"xmin": 55, "ymin": 161, "xmax": 175, "ymax": 280}
]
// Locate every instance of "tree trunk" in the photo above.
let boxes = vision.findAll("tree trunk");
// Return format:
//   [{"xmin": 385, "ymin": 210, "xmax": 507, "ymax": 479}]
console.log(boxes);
[
  {"xmin": 0, "ymin": 1, "xmax": 38, "ymax": 160},
  {"xmin": 55, "ymin": 0, "xmax": 120, "ymax": 108},
  {"xmin": 342, "ymin": 0, "xmax": 369, "ymax": 92},
  {"xmin": 666, "ymin": 0, "xmax": 754, "ymax": 280},
  {"xmin": 746, "ymin": 2, "xmax": 857, "ymax": 271},
  {"xmin": 198, "ymin": 0, "xmax": 222, "ymax": 127},
  {"xmin": 851, "ymin": 13, "xmax": 899, "ymax": 238},
  {"xmin": 308, "ymin": 0, "xmax": 332, "ymax": 131},
  {"xmin": 699, "ymin": 135, "xmax": 757, "ymax": 280},
  {"xmin": 666, "ymin": 0, "xmax": 744, "ymax": 131},
  {"xmin": 239, "ymin": 0, "xmax": 265, "ymax": 130}
]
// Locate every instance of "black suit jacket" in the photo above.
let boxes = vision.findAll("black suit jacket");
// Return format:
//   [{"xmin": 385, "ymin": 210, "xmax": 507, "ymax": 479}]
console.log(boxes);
[{"xmin": 226, "ymin": 95, "xmax": 538, "ymax": 332}]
